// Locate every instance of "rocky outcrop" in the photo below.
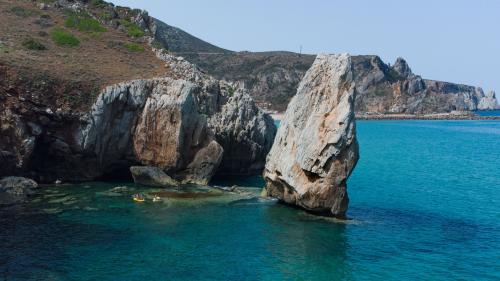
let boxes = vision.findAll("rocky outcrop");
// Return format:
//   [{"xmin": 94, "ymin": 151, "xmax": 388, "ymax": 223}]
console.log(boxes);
[
  {"xmin": 154, "ymin": 51, "xmax": 277, "ymax": 176},
  {"xmin": 478, "ymin": 91, "xmax": 499, "ymax": 110},
  {"xmin": 0, "ymin": 177, "xmax": 38, "ymax": 196},
  {"xmin": 0, "ymin": 176, "xmax": 38, "ymax": 204},
  {"xmin": 263, "ymin": 54, "xmax": 359, "ymax": 218},
  {"xmin": 208, "ymin": 89, "xmax": 277, "ymax": 175},
  {"xmin": 1, "ymin": 61, "xmax": 275, "ymax": 184},
  {"xmin": 130, "ymin": 166, "xmax": 178, "ymax": 187},
  {"xmin": 80, "ymin": 77, "xmax": 225, "ymax": 185},
  {"xmin": 344, "ymin": 56, "xmax": 499, "ymax": 114}
]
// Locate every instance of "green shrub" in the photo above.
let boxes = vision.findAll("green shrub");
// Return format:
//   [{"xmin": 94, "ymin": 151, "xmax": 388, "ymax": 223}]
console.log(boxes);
[
  {"xmin": 0, "ymin": 42, "xmax": 8, "ymax": 53},
  {"xmin": 227, "ymin": 86, "xmax": 236, "ymax": 97},
  {"xmin": 119, "ymin": 19, "xmax": 145, "ymax": 37},
  {"xmin": 65, "ymin": 11, "xmax": 107, "ymax": 33},
  {"xmin": 51, "ymin": 28, "xmax": 80, "ymax": 46},
  {"xmin": 11, "ymin": 6, "xmax": 35, "ymax": 17},
  {"xmin": 124, "ymin": 42, "xmax": 144, "ymax": 52},
  {"xmin": 22, "ymin": 38, "xmax": 47, "ymax": 50},
  {"xmin": 99, "ymin": 11, "xmax": 114, "ymax": 21}
]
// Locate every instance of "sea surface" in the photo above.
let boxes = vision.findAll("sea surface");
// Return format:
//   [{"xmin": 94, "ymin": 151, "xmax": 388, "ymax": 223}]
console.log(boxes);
[
  {"xmin": 475, "ymin": 109, "xmax": 500, "ymax": 116},
  {"xmin": 1, "ymin": 120, "xmax": 499, "ymax": 281}
]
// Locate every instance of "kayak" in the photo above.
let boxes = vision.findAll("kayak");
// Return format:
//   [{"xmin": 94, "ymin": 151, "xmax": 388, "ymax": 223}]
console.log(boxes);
[
  {"xmin": 133, "ymin": 194, "xmax": 145, "ymax": 202},
  {"xmin": 133, "ymin": 197, "xmax": 145, "ymax": 202}
]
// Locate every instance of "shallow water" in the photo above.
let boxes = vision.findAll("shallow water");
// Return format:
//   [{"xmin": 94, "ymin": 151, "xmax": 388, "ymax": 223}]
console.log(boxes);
[{"xmin": 1, "ymin": 120, "xmax": 499, "ymax": 280}]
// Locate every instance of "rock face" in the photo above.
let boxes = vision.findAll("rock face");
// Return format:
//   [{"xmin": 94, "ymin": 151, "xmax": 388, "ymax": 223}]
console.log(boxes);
[
  {"xmin": 130, "ymin": 166, "xmax": 178, "ymax": 187},
  {"xmin": 347, "ymin": 56, "xmax": 499, "ymax": 114},
  {"xmin": 263, "ymin": 54, "xmax": 359, "ymax": 218},
  {"xmin": 478, "ymin": 91, "xmax": 499, "ymax": 110},
  {"xmin": 154, "ymin": 51, "xmax": 277, "ymax": 176},
  {"xmin": 81, "ymin": 77, "xmax": 224, "ymax": 185},
  {"xmin": 208, "ymin": 89, "xmax": 277, "ymax": 175}
]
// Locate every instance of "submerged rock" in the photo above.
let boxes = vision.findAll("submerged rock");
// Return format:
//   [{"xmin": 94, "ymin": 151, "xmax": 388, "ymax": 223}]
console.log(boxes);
[
  {"xmin": 0, "ymin": 176, "xmax": 38, "ymax": 196},
  {"xmin": 263, "ymin": 54, "xmax": 359, "ymax": 218},
  {"xmin": 0, "ymin": 176, "xmax": 38, "ymax": 204},
  {"xmin": 130, "ymin": 166, "xmax": 179, "ymax": 187}
]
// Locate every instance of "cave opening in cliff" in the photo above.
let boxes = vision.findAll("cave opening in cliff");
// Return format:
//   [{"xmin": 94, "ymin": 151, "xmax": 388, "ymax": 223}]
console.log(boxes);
[{"xmin": 98, "ymin": 164, "xmax": 135, "ymax": 182}]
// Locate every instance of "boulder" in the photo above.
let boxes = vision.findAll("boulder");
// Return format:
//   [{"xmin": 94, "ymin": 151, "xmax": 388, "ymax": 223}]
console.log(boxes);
[
  {"xmin": 130, "ymin": 166, "xmax": 178, "ymax": 187},
  {"xmin": 81, "ymin": 78, "xmax": 224, "ymax": 185},
  {"xmin": 0, "ymin": 176, "xmax": 38, "ymax": 205},
  {"xmin": 263, "ymin": 54, "xmax": 359, "ymax": 218}
]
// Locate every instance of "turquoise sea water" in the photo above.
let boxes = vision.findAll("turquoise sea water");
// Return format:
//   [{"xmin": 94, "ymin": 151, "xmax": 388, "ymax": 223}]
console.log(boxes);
[
  {"xmin": 476, "ymin": 109, "xmax": 500, "ymax": 116},
  {"xmin": 1, "ymin": 120, "xmax": 499, "ymax": 281}
]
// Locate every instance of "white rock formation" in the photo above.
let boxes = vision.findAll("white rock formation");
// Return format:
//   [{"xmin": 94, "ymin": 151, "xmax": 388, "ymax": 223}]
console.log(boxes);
[
  {"xmin": 478, "ymin": 91, "xmax": 499, "ymax": 110},
  {"xmin": 263, "ymin": 54, "xmax": 359, "ymax": 218}
]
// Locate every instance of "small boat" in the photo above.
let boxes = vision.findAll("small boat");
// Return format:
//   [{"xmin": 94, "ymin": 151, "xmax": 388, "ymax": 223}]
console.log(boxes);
[
  {"xmin": 132, "ymin": 193, "xmax": 145, "ymax": 202},
  {"xmin": 152, "ymin": 195, "xmax": 161, "ymax": 202}
]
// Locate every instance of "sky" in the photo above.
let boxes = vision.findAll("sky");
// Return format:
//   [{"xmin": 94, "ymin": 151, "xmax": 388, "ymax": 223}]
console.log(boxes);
[{"xmin": 112, "ymin": 0, "xmax": 499, "ymax": 94}]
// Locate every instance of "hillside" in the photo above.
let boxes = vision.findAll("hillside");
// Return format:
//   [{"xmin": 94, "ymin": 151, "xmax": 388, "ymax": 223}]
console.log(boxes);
[
  {"xmin": 0, "ymin": 0, "xmax": 168, "ymax": 112},
  {"xmin": 143, "ymin": 12, "xmax": 498, "ymax": 113},
  {"xmin": 182, "ymin": 51, "xmax": 315, "ymax": 111}
]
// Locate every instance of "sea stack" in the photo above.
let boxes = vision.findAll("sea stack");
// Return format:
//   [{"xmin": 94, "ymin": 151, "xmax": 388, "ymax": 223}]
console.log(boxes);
[{"xmin": 263, "ymin": 54, "xmax": 359, "ymax": 218}]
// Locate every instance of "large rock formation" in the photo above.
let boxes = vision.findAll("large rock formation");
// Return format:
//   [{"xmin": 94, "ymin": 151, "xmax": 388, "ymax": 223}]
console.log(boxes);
[
  {"xmin": 155, "ymin": 51, "xmax": 277, "ymax": 176},
  {"xmin": 477, "ymin": 91, "xmax": 499, "ymax": 110},
  {"xmin": 208, "ymin": 89, "xmax": 277, "ymax": 175},
  {"xmin": 352, "ymin": 56, "xmax": 499, "ymax": 114},
  {"xmin": 80, "ymin": 78, "xmax": 224, "ymax": 185},
  {"xmin": 263, "ymin": 54, "xmax": 359, "ymax": 218},
  {"xmin": 0, "ymin": 55, "xmax": 276, "ymax": 184}
]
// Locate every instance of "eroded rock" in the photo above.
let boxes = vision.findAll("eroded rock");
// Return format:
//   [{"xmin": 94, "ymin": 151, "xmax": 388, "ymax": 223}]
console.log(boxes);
[
  {"xmin": 208, "ymin": 89, "xmax": 277, "ymax": 175},
  {"xmin": 130, "ymin": 166, "xmax": 178, "ymax": 187},
  {"xmin": 0, "ymin": 176, "xmax": 38, "ymax": 204},
  {"xmin": 263, "ymin": 54, "xmax": 359, "ymax": 218}
]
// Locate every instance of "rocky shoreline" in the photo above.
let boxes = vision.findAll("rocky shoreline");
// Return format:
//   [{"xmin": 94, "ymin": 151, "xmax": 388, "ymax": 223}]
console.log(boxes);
[
  {"xmin": 270, "ymin": 112, "xmax": 500, "ymax": 121},
  {"xmin": 356, "ymin": 112, "xmax": 500, "ymax": 120}
]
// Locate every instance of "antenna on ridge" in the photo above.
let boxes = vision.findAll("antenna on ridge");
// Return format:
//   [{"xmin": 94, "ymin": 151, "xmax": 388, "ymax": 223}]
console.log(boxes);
[{"xmin": 299, "ymin": 45, "xmax": 302, "ymax": 57}]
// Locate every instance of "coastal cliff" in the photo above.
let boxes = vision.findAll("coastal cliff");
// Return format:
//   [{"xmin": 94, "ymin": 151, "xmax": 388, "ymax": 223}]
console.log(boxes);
[
  {"xmin": 352, "ymin": 56, "xmax": 498, "ymax": 114},
  {"xmin": 263, "ymin": 54, "xmax": 359, "ymax": 218}
]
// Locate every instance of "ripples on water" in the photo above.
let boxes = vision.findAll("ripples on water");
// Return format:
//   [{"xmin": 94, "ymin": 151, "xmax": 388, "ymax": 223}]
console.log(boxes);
[{"xmin": 1, "ymin": 120, "xmax": 499, "ymax": 281}]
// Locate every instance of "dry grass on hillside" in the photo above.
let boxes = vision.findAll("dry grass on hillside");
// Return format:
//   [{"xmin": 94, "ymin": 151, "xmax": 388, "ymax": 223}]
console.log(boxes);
[{"xmin": 0, "ymin": 0, "xmax": 168, "ymax": 88}]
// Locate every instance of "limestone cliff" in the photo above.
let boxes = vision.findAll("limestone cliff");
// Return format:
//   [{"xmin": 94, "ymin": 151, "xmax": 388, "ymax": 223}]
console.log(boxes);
[
  {"xmin": 263, "ymin": 54, "xmax": 359, "ymax": 218},
  {"xmin": 352, "ymin": 56, "xmax": 499, "ymax": 114}
]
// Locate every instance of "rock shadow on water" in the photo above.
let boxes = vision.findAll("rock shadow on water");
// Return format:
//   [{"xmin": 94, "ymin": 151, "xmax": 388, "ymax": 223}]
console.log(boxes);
[{"xmin": 260, "ymin": 204, "xmax": 354, "ymax": 280}]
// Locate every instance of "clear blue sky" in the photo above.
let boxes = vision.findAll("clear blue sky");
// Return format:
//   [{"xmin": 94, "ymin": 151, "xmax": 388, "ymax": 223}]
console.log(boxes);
[{"xmin": 113, "ymin": 0, "xmax": 499, "ymax": 94}]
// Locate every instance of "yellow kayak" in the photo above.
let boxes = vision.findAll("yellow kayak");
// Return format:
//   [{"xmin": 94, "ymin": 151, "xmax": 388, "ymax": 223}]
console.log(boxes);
[{"xmin": 133, "ymin": 194, "xmax": 145, "ymax": 202}]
